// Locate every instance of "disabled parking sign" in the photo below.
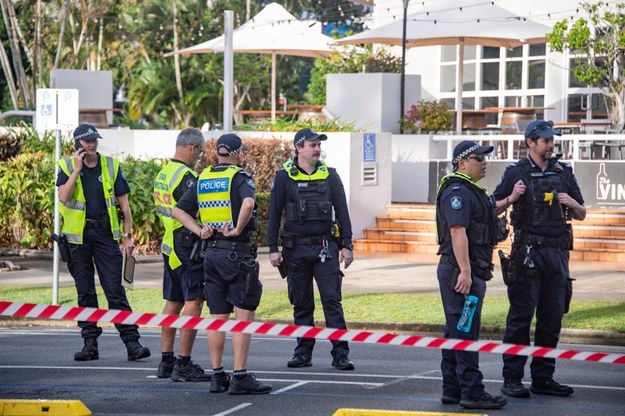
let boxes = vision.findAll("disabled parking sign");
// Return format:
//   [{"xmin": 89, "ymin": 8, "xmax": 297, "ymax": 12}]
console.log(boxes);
[
  {"xmin": 35, "ymin": 88, "xmax": 79, "ymax": 130},
  {"xmin": 363, "ymin": 133, "xmax": 376, "ymax": 162}
]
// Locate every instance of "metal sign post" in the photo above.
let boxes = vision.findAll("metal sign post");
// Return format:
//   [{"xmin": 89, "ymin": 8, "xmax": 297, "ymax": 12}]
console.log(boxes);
[{"xmin": 35, "ymin": 88, "xmax": 79, "ymax": 305}]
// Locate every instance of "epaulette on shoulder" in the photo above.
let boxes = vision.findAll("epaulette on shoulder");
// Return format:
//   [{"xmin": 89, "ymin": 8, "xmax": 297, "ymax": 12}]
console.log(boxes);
[{"xmin": 239, "ymin": 169, "xmax": 252, "ymax": 179}]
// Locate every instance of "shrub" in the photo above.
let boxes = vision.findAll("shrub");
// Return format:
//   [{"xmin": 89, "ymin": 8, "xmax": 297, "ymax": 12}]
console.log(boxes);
[
  {"xmin": 400, "ymin": 100, "xmax": 453, "ymax": 134},
  {"xmin": 0, "ymin": 130, "xmax": 295, "ymax": 251}
]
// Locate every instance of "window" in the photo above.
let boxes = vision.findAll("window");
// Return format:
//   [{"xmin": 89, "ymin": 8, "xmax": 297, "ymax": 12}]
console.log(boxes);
[
  {"xmin": 528, "ymin": 60, "xmax": 545, "ymax": 89},
  {"xmin": 441, "ymin": 45, "xmax": 456, "ymax": 62},
  {"xmin": 463, "ymin": 97, "xmax": 475, "ymax": 110},
  {"xmin": 482, "ymin": 47, "xmax": 500, "ymax": 59},
  {"xmin": 463, "ymin": 62, "xmax": 476, "ymax": 92},
  {"xmin": 569, "ymin": 59, "xmax": 585, "ymax": 88},
  {"xmin": 480, "ymin": 97, "xmax": 499, "ymax": 125},
  {"xmin": 529, "ymin": 44, "xmax": 546, "ymax": 56},
  {"xmin": 441, "ymin": 65, "xmax": 456, "ymax": 93},
  {"xmin": 481, "ymin": 62, "xmax": 499, "ymax": 90},
  {"xmin": 506, "ymin": 46, "xmax": 523, "ymax": 58},
  {"xmin": 506, "ymin": 61, "xmax": 522, "ymax": 90}
]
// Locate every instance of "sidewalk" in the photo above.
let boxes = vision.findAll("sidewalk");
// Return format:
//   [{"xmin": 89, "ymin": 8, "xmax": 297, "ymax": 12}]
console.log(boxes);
[
  {"xmin": 1, "ymin": 249, "xmax": 624, "ymax": 301},
  {"xmin": 1, "ymin": 249, "xmax": 624, "ymax": 344}
]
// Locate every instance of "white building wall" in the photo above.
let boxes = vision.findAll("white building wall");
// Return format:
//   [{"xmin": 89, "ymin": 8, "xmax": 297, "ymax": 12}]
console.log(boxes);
[{"xmin": 369, "ymin": 0, "xmax": 609, "ymax": 124}]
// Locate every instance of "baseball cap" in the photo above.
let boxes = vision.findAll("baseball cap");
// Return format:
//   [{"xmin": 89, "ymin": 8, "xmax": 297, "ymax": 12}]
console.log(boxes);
[
  {"xmin": 452, "ymin": 140, "xmax": 494, "ymax": 166},
  {"xmin": 216, "ymin": 133, "xmax": 246, "ymax": 156},
  {"xmin": 293, "ymin": 128, "xmax": 327, "ymax": 147},
  {"xmin": 73, "ymin": 124, "xmax": 102, "ymax": 141},
  {"xmin": 525, "ymin": 119, "xmax": 562, "ymax": 139}
]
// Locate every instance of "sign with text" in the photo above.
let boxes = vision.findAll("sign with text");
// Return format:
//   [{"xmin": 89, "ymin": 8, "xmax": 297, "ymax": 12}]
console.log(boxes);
[
  {"xmin": 35, "ymin": 88, "xmax": 79, "ymax": 130},
  {"xmin": 363, "ymin": 133, "xmax": 376, "ymax": 162}
]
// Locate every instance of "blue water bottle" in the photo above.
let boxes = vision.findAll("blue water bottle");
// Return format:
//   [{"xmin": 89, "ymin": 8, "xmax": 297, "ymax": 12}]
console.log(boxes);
[{"xmin": 457, "ymin": 295, "xmax": 479, "ymax": 333}]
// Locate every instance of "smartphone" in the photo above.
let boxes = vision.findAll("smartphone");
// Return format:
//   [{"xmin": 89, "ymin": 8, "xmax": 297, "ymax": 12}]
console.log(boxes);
[{"xmin": 74, "ymin": 141, "xmax": 86, "ymax": 158}]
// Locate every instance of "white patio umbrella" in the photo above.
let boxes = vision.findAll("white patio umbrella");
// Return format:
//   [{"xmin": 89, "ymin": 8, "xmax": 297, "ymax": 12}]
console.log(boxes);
[
  {"xmin": 166, "ymin": 2, "xmax": 333, "ymax": 122},
  {"xmin": 335, "ymin": 0, "xmax": 551, "ymax": 133}
]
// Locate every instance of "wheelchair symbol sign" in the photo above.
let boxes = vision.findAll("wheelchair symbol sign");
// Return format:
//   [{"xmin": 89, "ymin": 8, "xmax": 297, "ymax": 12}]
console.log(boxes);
[
  {"xmin": 40, "ymin": 104, "xmax": 52, "ymax": 116},
  {"xmin": 363, "ymin": 133, "xmax": 376, "ymax": 162}
]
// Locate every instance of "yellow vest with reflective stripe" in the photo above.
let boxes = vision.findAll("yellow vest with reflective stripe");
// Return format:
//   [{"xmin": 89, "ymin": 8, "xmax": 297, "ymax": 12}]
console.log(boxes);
[
  {"xmin": 57, "ymin": 155, "xmax": 121, "ymax": 244},
  {"xmin": 197, "ymin": 165, "xmax": 243, "ymax": 229},
  {"xmin": 154, "ymin": 160, "xmax": 197, "ymax": 269},
  {"xmin": 283, "ymin": 159, "xmax": 330, "ymax": 181}
]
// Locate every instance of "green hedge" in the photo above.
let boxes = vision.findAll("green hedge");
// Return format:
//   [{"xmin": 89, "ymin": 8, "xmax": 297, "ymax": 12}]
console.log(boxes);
[{"xmin": 0, "ymin": 127, "xmax": 291, "ymax": 250}]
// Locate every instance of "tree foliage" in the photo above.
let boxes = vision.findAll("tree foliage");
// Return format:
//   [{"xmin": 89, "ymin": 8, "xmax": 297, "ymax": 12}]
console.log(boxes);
[
  {"xmin": 305, "ymin": 45, "xmax": 403, "ymax": 105},
  {"xmin": 1, "ymin": 0, "xmax": 369, "ymax": 128},
  {"xmin": 547, "ymin": 1, "xmax": 625, "ymax": 124}
]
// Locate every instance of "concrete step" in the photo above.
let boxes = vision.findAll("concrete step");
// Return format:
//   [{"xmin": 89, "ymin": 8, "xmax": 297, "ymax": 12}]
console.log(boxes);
[{"xmin": 357, "ymin": 204, "xmax": 625, "ymax": 262}]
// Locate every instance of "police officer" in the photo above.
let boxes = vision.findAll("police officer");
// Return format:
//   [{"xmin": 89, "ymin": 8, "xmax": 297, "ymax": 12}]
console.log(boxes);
[
  {"xmin": 494, "ymin": 120, "xmax": 586, "ymax": 398},
  {"xmin": 153, "ymin": 128, "xmax": 210, "ymax": 382},
  {"xmin": 435, "ymin": 140, "xmax": 507, "ymax": 410},
  {"xmin": 57, "ymin": 124, "xmax": 150, "ymax": 361},
  {"xmin": 267, "ymin": 128, "xmax": 355, "ymax": 371},
  {"xmin": 172, "ymin": 133, "xmax": 272, "ymax": 395}
]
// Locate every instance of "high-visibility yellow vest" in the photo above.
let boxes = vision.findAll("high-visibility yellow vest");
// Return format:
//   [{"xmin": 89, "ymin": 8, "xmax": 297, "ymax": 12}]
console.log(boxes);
[
  {"xmin": 283, "ymin": 159, "xmax": 330, "ymax": 182},
  {"xmin": 57, "ymin": 155, "xmax": 121, "ymax": 244},
  {"xmin": 154, "ymin": 160, "xmax": 197, "ymax": 269},
  {"xmin": 197, "ymin": 165, "xmax": 243, "ymax": 229}
]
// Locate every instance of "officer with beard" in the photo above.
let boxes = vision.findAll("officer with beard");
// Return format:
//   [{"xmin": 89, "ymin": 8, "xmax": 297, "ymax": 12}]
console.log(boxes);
[{"xmin": 494, "ymin": 120, "xmax": 586, "ymax": 399}]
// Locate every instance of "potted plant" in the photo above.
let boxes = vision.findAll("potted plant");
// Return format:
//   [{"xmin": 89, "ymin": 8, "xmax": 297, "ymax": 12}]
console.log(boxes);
[{"xmin": 400, "ymin": 100, "xmax": 453, "ymax": 134}]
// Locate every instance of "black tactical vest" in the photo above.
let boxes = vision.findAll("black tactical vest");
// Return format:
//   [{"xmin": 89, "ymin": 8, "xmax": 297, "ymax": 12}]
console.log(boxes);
[
  {"xmin": 283, "ymin": 160, "xmax": 333, "ymax": 224},
  {"xmin": 511, "ymin": 159, "xmax": 566, "ymax": 228}
]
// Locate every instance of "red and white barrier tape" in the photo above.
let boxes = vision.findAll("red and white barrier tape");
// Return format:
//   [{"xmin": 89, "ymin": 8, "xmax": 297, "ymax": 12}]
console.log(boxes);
[{"xmin": 1, "ymin": 301, "xmax": 624, "ymax": 366}]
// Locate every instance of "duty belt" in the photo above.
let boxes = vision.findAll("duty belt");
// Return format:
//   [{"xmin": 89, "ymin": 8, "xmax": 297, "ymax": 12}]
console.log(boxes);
[
  {"xmin": 440, "ymin": 254, "xmax": 494, "ymax": 281},
  {"xmin": 84, "ymin": 218, "xmax": 109, "ymax": 230},
  {"xmin": 285, "ymin": 235, "xmax": 331, "ymax": 245},
  {"xmin": 515, "ymin": 231, "xmax": 572, "ymax": 250},
  {"xmin": 208, "ymin": 238, "xmax": 254, "ymax": 255}
]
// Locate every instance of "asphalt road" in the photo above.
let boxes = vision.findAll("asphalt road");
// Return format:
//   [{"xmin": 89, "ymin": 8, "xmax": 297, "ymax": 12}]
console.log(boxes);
[{"xmin": 0, "ymin": 326, "xmax": 623, "ymax": 416}]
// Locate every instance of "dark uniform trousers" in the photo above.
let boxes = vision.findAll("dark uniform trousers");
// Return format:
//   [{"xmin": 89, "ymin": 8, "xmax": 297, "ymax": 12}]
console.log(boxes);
[
  {"xmin": 68, "ymin": 227, "xmax": 140, "ymax": 342},
  {"xmin": 502, "ymin": 246, "xmax": 569, "ymax": 381},
  {"xmin": 437, "ymin": 262, "xmax": 487, "ymax": 401},
  {"xmin": 284, "ymin": 240, "xmax": 348, "ymax": 358}
]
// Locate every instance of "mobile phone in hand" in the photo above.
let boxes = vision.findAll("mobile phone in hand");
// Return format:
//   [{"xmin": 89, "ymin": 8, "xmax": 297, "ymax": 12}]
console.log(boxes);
[{"xmin": 74, "ymin": 141, "xmax": 86, "ymax": 158}]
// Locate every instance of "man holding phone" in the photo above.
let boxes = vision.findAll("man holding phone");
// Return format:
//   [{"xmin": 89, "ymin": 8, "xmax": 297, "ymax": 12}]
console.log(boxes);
[{"xmin": 56, "ymin": 123, "xmax": 150, "ymax": 362}]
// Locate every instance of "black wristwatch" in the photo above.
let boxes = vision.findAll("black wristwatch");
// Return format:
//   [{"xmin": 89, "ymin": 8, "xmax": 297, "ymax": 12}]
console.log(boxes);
[{"xmin": 345, "ymin": 243, "xmax": 354, "ymax": 251}]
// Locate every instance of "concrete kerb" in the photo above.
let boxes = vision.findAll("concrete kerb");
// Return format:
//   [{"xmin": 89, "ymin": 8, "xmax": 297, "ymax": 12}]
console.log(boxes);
[{"xmin": 1, "ymin": 248, "xmax": 625, "ymax": 346}]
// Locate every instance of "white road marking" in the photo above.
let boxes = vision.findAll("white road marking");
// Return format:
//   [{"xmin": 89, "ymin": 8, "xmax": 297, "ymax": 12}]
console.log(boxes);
[
  {"xmin": 0, "ymin": 365, "xmax": 623, "ymax": 392},
  {"xmin": 271, "ymin": 380, "xmax": 309, "ymax": 394},
  {"xmin": 210, "ymin": 403, "xmax": 252, "ymax": 416}
]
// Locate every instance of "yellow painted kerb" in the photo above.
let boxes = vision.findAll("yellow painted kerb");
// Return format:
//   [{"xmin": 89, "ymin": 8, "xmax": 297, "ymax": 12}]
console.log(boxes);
[
  {"xmin": 0, "ymin": 400, "xmax": 92, "ymax": 416},
  {"xmin": 333, "ymin": 409, "xmax": 487, "ymax": 416}
]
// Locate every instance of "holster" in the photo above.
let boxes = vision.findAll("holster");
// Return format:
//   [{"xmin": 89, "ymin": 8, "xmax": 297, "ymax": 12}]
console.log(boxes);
[
  {"xmin": 52, "ymin": 233, "xmax": 72, "ymax": 263},
  {"xmin": 190, "ymin": 239, "xmax": 208, "ymax": 262},
  {"xmin": 239, "ymin": 257, "xmax": 260, "ymax": 295},
  {"xmin": 175, "ymin": 228, "xmax": 199, "ymax": 249},
  {"xmin": 498, "ymin": 249, "xmax": 517, "ymax": 286}
]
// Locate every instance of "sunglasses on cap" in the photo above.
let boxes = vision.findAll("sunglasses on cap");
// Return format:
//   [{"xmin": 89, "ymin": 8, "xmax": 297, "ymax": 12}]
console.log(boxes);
[
  {"xmin": 464, "ymin": 154, "xmax": 487, "ymax": 162},
  {"xmin": 527, "ymin": 120, "xmax": 555, "ymax": 138}
]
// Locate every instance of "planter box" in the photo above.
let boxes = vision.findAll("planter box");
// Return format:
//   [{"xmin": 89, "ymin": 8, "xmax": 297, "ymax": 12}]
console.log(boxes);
[{"xmin": 326, "ymin": 73, "xmax": 421, "ymax": 134}]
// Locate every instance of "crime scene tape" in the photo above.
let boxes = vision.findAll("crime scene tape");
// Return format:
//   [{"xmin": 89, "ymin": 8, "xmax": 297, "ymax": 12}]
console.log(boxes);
[{"xmin": 1, "ymin": 301, "xmax": 624, "ymax": 366}]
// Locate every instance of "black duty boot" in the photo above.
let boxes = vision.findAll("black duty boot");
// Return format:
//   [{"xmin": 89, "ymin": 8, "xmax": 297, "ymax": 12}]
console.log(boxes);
[
  {"xmin": 125, "ymin": 340, "xmax": 151, "ymax": 361},
  {"xmin": 74, "ymin": 337, "xmax": 99, "ymax": 361}
]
